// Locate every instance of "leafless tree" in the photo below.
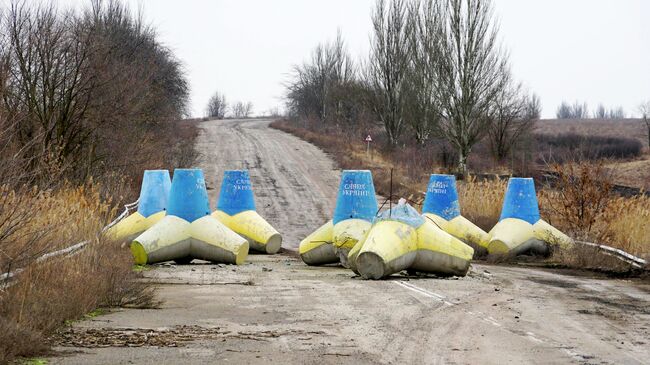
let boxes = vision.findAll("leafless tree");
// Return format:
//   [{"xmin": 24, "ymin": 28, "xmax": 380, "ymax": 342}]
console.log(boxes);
[
  {"xmin": 366, "ymin": 0, "xmax": 411, "ymax": 145},
  {"xmin": 206, "ymin": 91, "xmax": 227, "ymax": 119},
  {"xmin": 640, "ymin": 101, "xmax": 650, "ymax": 148},
  {"xmin": 556, "ymin": 100, "xmax": 588, "ymax": 119},
  {"xmin": 402, "ymin": 0, "xmax": 441, "ymax": 145},
  {"xmin": 285, "ymin": 31, "xmax": 356, "ymax": 123},
  {"xmin": 231, "ymin": 101, "xmax": 253, "ymax": 118},
  {"xmin": 431, "ymin": 0, "xmax": 509, "ymax": 174},
  {"xmin": 593, "ymin": 104, "xmax": 625, "ymax": 119},
  {"xmin": 487, "ymin": 79, "xmax": 538, "ymax": 161},
  {"xmin": 525, "ymin": 93, "xmax": 542, "ymax": 120}
]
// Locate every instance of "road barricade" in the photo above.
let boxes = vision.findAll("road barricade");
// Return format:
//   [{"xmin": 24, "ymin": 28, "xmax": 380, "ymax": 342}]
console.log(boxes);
[
  {"xmin": 488, "ymin": 178, "xmax": 573, "ymax": 255},
  {"xmin": 421, "ymin": 174, "xmax": 490, "ymax": 252},
  {"xmin": 131, "ymin": 169, "xmax": 248, "ymax": 265},
  {"xmin": 213, "ymin": 170, "xmax": 282, "ymax": 254}
]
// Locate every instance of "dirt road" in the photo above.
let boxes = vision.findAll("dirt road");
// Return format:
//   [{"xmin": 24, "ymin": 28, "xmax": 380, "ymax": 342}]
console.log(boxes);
[{"xmin": 49, "ymin": 119, "xmax": 650, "ymax": 364}]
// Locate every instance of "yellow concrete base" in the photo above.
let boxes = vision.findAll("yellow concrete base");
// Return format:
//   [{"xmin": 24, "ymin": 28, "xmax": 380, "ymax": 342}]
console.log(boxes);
[
  {"xmin": 487, "ymin": 218, "xmax": 572, "ymax": 256},
  {"xmin": 106, "ymin": 211, "xmax": 166, "ymax": 242},
  {"xmin": 333, "ymin": 219, "xmax": 372, "ymax": 268},
  {"xmin": 413, "ymin": 219, "xmax": 474, "ymax": 276},
  {"xmin": 356, "ymin": 221, "xmax": 418, "ymax": 279},
  {"xmin": 299, "ymin": 220, "xmax": 338, "ymax": 266},
  {"xmin": 213, "ymin": 210, "xmax": 282, "ymax": 254},
  {"xmin": 132, "ymin": 215, "xmax": 249, "ymax": 265},
  {"xmin": 423, "ymin": 213, "xmax": 490, "ymax": 250}
]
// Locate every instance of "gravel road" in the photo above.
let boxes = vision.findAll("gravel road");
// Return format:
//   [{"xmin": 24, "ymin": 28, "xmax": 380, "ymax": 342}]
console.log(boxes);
[{"xmin": 48, "ymin": 119, "xmax": 650, "ymax": 364}]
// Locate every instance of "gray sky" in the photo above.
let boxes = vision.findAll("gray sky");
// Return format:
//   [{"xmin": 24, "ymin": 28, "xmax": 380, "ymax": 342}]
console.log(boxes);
[{"xmin": 69, "ymin": 0, "xmax": 650, "ymax": 118}]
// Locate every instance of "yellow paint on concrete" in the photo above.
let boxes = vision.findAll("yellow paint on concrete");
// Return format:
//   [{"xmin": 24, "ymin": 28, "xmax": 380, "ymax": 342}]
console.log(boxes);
[
  {"xmin": 487, "ymin": 218, "xmax": 535, "ymax": 254},
  {"xmin": 533, "ymin": 219, "xmax": 574, "ymax": 249},
  {"xmin": 333, "ymin": 219, "xmax": 372, "ymax": 250},
  {"xmin": 423, "ymin": 213, "xmax": 490, "ymax": 249},
  {"xmin": 131, "ymin": 215, "xmax": 249, "ymax": 265},
  {"xmin": 106, "ymin": 210, "xmax": 166, "ymax": 241},
  {"xmin": 299, "ymin": 220, "xmax": 333, "ymax": 254},
  {"xmin": 213, "ymin": 210, "xmax": 282, "ymax": 254},
  {"xmin": 416, "ymin": 219, "xmax": 474, "ymax": 261}
]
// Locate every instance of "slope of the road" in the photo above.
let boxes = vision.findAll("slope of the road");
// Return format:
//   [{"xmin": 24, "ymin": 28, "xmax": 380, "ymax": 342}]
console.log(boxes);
[
  {"xmin": 47, "ymin": 119, "xmax": 650, "ymax": 364},
  {"xmin": 196, "ymin": 118, "xmax": 341, "ymax": 250}
]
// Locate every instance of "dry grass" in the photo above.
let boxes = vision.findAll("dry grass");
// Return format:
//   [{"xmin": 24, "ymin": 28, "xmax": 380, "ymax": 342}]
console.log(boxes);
[
  {"xmin": 0, "ymin": 184, "xmax": 158, "ymax": 363},
  {"xmin": 272, "ymin": 120, "xmax": 650, "ymax": 267}
]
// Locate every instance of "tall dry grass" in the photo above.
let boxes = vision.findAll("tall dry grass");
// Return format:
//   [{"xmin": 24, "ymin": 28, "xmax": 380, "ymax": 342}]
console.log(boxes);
[{"xmin": 0, "ymin": 184, "xmax": 157, "ymax": 363}]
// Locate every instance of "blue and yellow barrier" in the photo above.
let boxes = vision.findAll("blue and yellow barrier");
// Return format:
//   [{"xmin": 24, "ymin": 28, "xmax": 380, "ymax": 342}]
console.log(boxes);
[
  {"xmin": 131, "ymin": 169, "xmax": 248, "ymax": 265},
  {"xmin": 106, "ymin": 170, "xmax": 171, "ymax": 241},
  {"xmin": 212, "ymin": 170, "xmax": 282, "ymax": 254},
  {"xmin": 422, "ymin": 174, "xmax": 490, "ymax": 251},
  {"xmin": 488, "ymin": 178, "xmax": 573, "ymax": 255},
  {"xmin": 299, "ymin": 170, "xmax": 378, "ymax": 267},
  {"xmin": 352, "ymin": 200, "xmax": 473, "ymax": 279}
]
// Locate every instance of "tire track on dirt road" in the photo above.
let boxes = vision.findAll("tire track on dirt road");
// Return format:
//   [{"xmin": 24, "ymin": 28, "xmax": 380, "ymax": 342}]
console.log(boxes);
[{"xmin": 195, "ymin": 118, "xmax": 340, "ymax": 250}]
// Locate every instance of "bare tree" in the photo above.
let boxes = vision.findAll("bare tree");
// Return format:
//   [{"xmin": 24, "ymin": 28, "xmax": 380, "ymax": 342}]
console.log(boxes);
[
  {"xmin": 285, "ymin": 31, "xmax": 356, "ymax": 123},
  {"xmin": 231, "ymin": 101, "xmax": 253, "ymax": 118},
  {"xmin": 432, "ymin": 0, "xmax": 509, "ymax": 174},
  {"xmin": 366, "ymin": 0, "xmax": 410, "ymax": 145},
  {"xmin": 640, "ymin": 101, "xmax": 650, "ymax": 148},
  {"xmin": 403, "ymin": 0, "xmax": 441, "ymax": 144},
  {"xmin": 556, "ymin": 100, "xmax": 588, "ymax": 119},
  {"xmin": 525, "ymin": 93, "xmax": 542, "ymax": 120},
  {"xmin": 487, "ymin": 79, "xmax": 537, "ymax": 161},
  {"xmin": 206, "ymin": 91, "xmax": 227, "ymax": 119},
  {"xmin": 593, "ymin": 103, "xmax": 625, "ymax": 119}
]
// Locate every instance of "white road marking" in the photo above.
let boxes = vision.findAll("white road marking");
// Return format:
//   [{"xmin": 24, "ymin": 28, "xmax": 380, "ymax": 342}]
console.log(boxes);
[{"xmin": 394, "ymin": 281, "xmax": 454, "ymax": 306}]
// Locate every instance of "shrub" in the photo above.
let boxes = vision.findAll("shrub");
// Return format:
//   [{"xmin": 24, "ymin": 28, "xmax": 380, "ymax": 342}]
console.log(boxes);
[{"xmin": 535, "ymin": 133, "xmax": 642, "ymax": 163}]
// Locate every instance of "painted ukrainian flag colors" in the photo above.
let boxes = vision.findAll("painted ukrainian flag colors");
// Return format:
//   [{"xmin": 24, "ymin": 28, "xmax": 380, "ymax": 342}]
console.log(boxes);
[
  {"xmin": 105, "ymin": 169, "xmax": 171, "ymax": 241},
  {"xmin": 421, "ymin": 174, "xmax": 490, "ymax": 251},
  {"xmin": 131, "ymin": 168, "xmax": 249, "ymax": 265},
  {"xmin": 212, "ymin": 170, "xmax": 282, "ymax": 254},
  {"xmin": 300, "ymin": 170, "xmax": 378, "ymax": 267},
  {"xmin": 350, "ymin": 200, "xmax": 474, "ymax": 279},
  {"xmin": 488, "ymin": 177, "xmax": 573, "ymax": 255}
]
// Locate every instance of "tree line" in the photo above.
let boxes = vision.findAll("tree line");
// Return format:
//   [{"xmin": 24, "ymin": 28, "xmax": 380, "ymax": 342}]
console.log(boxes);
[
  {"xmin": 284, "ymin": 0, "xmax": 540, "ymax": 175},
  {"xmin": 205, "ymin": 91, "xmax": 254, "ymax": 119},
  {"xmin": 0, "ymin": 0, "xmax": 190, "ymax": 188}
]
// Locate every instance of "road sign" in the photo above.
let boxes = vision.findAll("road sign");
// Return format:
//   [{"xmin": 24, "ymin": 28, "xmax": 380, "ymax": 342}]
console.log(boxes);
[{"xmin": 365, "ymin": 135, "xmax": 372, "ymax": 142}]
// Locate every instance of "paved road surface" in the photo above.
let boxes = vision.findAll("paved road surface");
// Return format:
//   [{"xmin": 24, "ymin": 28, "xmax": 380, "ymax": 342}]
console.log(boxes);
[{"xmin": 49, "ymin": 119, "xmax": 650, "ymax": 364}]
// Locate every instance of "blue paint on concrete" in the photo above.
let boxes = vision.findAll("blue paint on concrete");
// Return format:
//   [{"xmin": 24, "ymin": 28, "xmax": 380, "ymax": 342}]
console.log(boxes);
[
  {"xmin": 422, "ymin": 174, "xmax": 461, "ymax": 220},
  {"xmin": 499, "ymin": 177, "xmax": 541, "ymax": 224},
  {"xmin": 217, "ymin": 170, "xmax": 256, "ymax": 215},
  {"xmin": 137, "ymin": 170, "xmax": 171, "ymax": 217},
  {"xmin": 167, "ymin": 169, "xmax": 211, "ymax": 222},
  {"xmin": 333, "ymin": 170, "xmax": 378, "ymax": 224}
]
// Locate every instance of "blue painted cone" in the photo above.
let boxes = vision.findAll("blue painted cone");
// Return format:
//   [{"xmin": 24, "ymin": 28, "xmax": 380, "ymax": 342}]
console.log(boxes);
[
  {"xmin": 137, "ymin": 170, "xmax": 172, "ymax": 218},
  {"xmin": 499, "ymin": 177, "xmax": 541, "ymax": 224},
  {"xmin": 422, "ymin": 174, "xmax": 461, "ymax": 220},
  {"xmin": 332, "ymin": 170, "xmax": 378, "ymax": 224},
  {"xmin": 217, "ymin": 170, "xmax": 256, "ymax": 215},
  {"xmin": 167, "ymin": 169, "xmax": 211, "ymax": 222}
]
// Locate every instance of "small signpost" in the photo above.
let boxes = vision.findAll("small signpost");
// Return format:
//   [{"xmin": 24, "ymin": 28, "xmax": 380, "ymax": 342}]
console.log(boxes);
[{"xmin": 365, "ymin": 134, "xmax": 372, "ymax": 159}]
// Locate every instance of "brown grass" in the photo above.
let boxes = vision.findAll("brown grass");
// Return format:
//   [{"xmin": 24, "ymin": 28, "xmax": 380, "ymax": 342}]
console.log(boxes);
[
  {"xmin": 272, "ymin": 120, "xmax": 650, "ymax": 266},
  {"xmin": 0, "ymin": 184, "xmax": 158, "ymax": 363},
  {"xmin": 536, "ymin": 119, "xmax": 648, "ymax": 148}
]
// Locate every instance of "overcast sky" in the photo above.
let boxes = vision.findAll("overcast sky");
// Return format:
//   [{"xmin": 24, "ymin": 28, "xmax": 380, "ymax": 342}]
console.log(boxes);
[{"xmin": 64, "ymin": 0, "xmax": 650, "ymax": 118}]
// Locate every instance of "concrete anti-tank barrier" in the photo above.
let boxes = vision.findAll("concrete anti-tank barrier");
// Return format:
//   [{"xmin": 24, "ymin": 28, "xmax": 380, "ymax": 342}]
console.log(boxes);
[
  {"xmin": 105, "ymin": 169, "xmax": 171, "ymax": 241},
  {"xmin": 299, "ymin": 170, "xmax": 378, "ymax": 267},
  {"xmin": 213, "ymin": 170, "xmax": 282, "ymax": 254},
  {"xmin": 351, "ymin": 200, "xmax": 474, "ymax": 279},
  {"xmin": 131, "ymin": 168, "xmax": 249, "ymax": 265},
  {"xmin": 422, "ymin": 174, "xmax": 490, "ymax": 251},
  {"xmin": 488, "ymin": 177, "xmax": 573, "ymax": 255}
]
